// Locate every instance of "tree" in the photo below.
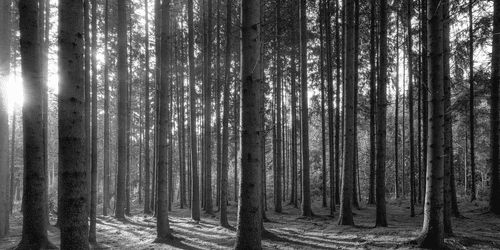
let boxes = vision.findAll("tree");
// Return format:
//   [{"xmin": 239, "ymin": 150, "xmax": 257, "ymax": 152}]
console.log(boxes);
[
  {"xmin": 103, "ymin": 0, "xmax": 111, "ymax": 217},
  {"xmin": 84, "ymin": 0, "xmax": 91, "ymax": 216},
  {"xmin": 220, "ymin": 0, "xmax": 232, "ymax": 228},
  {"xmin": 368, "ymin": 0, "xmax": 376, "ymax": 205},
  {"xmin": 58, "ymin": 0, "xmax": 89, "ymax": 248},
  {"xmin": 89, "ymin": 0, "xmax": 98, "ymax": 243},
  {"xmin": 0, "ymin": 0, "xmax": 11, "ymax": 239},
  {"xmin": 154, "ymin": 0, "xmax": 173, "ymax": 242},
  {"xmin": 408, "ymin": 0, "xmax": 415, "ymax": 218},
  {"xmin": 300, "ymin": 0, "xmax": 313, "ymax": 217},
  {"xmin": 339, "ymin": 0, "xmax": 355, "ymax": 226},
  {"xmin": 468, "ymin": 0, "xmax": 476, "ymax": 202},
  {"xmin": 115, "ymin": 0, "xmax": 128, "ymax": 219},
  {"xmin": 490, "ymin": 0, "xmax": 500, "ymax": 216},
  {"xmin": 15, "ymin": 0, "xmax": 57, "ymax": 248},
  {"xmin": 204, "ymin": 0, "xmax": 214, "ymax": 215},
  {"xmin": 274, "ymin": 0, "xmax": 283, "ymax": 214},
  {"xmin": 188, "ymin": 0, "xmax": 201, "ymax": 222},
  {"xmin": 375, "ymin": 0, "xmax": 388, "ymax": 228},
  {"xmin": 234, "ymin": 0, "xmax": 262, "ymax": 248},
  {"xmin": 414, "ymin": 0, "xmax": 445, "ymax": 247},
  {"xmin": 144, "ymin": 0, "xmax": 152, "ymax": 215}
]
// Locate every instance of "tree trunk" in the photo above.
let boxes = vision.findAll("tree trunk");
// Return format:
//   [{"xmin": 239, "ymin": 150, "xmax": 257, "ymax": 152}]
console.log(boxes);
[
  {"xmin": 220, "ymin": 0, "xmax": 232, "ymax": 227},
  {"xmin": 115, "ymin": 0, "xmax": 128, "ymax": 219},
  {"xmin": 318, "ymin": 0, "xmax": 327, "ymax": 209},
  {"xmin": 273, "ymin": 0, "xmax": 283, "ymax": 214},
  {"xmin": 58, "ymin": 0, "xmax": 89, "ymax": 247},
  {"xmin": 84, "ymin": 0, "xmax": 92, "ymax": 217},
  {"xmin": 235, "ymin": 0, "xmax": 262, "ymax": 247},
  {"xmin": 16, "ymin": 0, "xmax": 57, "ymax": 248},
  {"xmin": 368, "ymin": 0, "xmax": 377, "ymax": 205},
  {"xmin": 154, "ymin": 0, "xmax": 173, "ymax": 242},
  {"xmin": 334, "ymin": 0, "xmax": 341, "ymax": 205},
  {"xmin": 188, "ymin": 0, "xmax": 201, "ymax": 221},
  {"xmin": 143, "ymin": 0, "xmax": 152, "ymax": 215},
  {"xmin": 0, "ymin": 0, "xmax": 11, "ymax": 238},
  {"xmin": 89, "ymin": 0, "xmax": 98, "ymax": 243},
  {"xmin": 415, "ymin": 0, "xmax": 445, "ymax": 247},
  {"xmin": 421, "ymin": 0, "xmax": 429, "ymax": 205},
  {"xmin": 408, "ymin": 0, "xmax": 415, "ymax": 218},
  {"xmin": 490, "ymin": 0, "xmax": 500, "ymax": 216},
  {"xmin": 102, "ymin": 0, "xmax": 110, "ymax": 217},
  {"xmin": 338, "ymin": 0, "xmax": 355, "ymax": 226},
  {"xmin": 468, "ymin": 0, "xmax": 476, "ymax": 202},
  {"xmin": 299, "ymin": 0, "xmax": 313, "ymax": 217},
  {"xmin": 375, "ymin": 0, "xmax": 388, "ymax": 227}
]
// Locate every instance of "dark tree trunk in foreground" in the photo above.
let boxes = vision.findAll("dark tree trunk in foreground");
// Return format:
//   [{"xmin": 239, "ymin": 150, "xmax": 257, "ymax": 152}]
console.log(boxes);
[
  {"xmin": 16, "ymin": 1, "xmax": 57, "ymax": 248},
  {"xmin": 408, "ymin": 0, "xmax": 415, "ymax": 218},
  {"xmin": 368, "ymin": 0, "xmax": 376, "ymax": 205},
  {"xmin": 490, "ymin": 0, "xmax": 500, "ymax": 216},
  {"xmin": 415, "ymin": 0, "xmax": 445, "ymax": 247},
  {"xmin": 338, "ymin": 0, "xmax": 355, "ymax": 226},
  {"xmin": 468, "ymin": 0, "xmax": 476, "ymax": 202},
  {"xmin": 220, "ymin": 0, "xmax": 232, "ymax": 228},
  {"xmin": 0, "ymin": 0, "xmax": 11, "ymax": 239},
  {"xmin": 103, "ymin": 0, "xmax": 110, "ymax": 217},
  {"xmin": 154, "ymin": 0, "xmax": 173, "ymax": 242},
  {"xmin": 58, "ymin": 0, "xmax": 89, "ymax": 248},
  {"xmin": 143, "ymin": 0, "xmax": 152, "ymax": 215},
  {"xmin": 275, "ymin": 0, "xmax": 283, "ymax": 213},
  {"xmin": 375, "ymin": 0, "xmax": 388, "ymax": 228},
  {"xmin": 204, "ymin": 0, "xmax": 214, "ymax": 215},
  {"xmin": 300, "ymin": 0, "xmax": 313, "ymax": 217},
  {"xmin": 89, "ymin": 0, "xmax": 98, "ymax": 243},
  {"xmin": 188, "ymin": 0, "xmax": 200, "ymax": 222},
  {"xmin": 115, "ymin": 0, "xmax": 128, "ymax": 219},
  {"xmin": 234, "ymin": 0, "xmax": 262, "ymax": 248}
]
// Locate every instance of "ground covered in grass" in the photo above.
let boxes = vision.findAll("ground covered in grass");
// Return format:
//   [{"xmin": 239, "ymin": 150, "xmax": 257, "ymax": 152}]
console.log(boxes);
[{"xmin": 1, "ymin": 198, "xmax": 499, "ymax": 249}]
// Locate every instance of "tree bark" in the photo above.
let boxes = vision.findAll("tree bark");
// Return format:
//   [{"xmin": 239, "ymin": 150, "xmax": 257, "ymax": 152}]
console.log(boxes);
[
  {"xmin": 0, "ymin": 0, "xmax": 11, "ymax": 238},
  {"xmin": 415, "ymin": 0, "xmax": 445, "ymax": 247},
  {"xmin": 368, "ymin": 0, "xmax": 377, "ymax": 205},
  {"xmin": 115, "ymin": 0, "xmax": 128, "ymax": 219},
  {"xmin": 143, "ymin": 0, "xmax": 152, "ymax": 215},
  {"xmin": 468, "ymin": 0, "xmax": 476, "ymax": 202},
  {"xmin": 58, "ymin": 0, "xmax": 89, "ymax": 247},
  {"xmin": 408, "ymin": 0, "xmax": 415, "ymax": 218},
  {"xmin": 338, "ymin": 0, "xmax": 355, "ymax": 226},
  {"xmin": 89, "ymin": 0, "xmax": 98, "ymax": 243},
  {"xmin": 154, "ymin": 0, "xmax": 173, "ymax": 242},
  {"xmin": 375, "ymin": 0, "xmax": 388, "ymax": 227},
  {"xmin": 275, "ymin": 0, "xmax": 283, "ymax": 213},
  {"xmin": 490, "ymin": 0, "xmax": 500, "ymax": 216},
  {"xmin": 235, "ymin": 0, "xmax": 262, "ymax": 247}
]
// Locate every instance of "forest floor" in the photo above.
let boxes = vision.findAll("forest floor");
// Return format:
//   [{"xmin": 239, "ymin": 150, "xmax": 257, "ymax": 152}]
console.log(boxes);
[{"xmin": 1, "ymin": 198, "xmax": 500, "ymax": 249}]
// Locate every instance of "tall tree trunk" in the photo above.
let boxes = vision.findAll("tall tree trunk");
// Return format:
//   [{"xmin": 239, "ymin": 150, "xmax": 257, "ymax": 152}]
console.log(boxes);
[
  {"xmin": 289, "ymin": 19, "xmax": 298, "ymax": 207},
  {"xmin": 490, "ymin": 0, "xmax": 500, "ymax": 216},
  {"xmin": 89, "ymin": 0, "xmax": 98, "ymax": 243},
  {"xmin": 115, "ymin": 0, "xmax": 128, "ymax": 219},
  {"xmin": 300, "ymin": 0, "xmax": 313, "ymax": 217},
  {"xmin": 442, "ymin": 0, "xmax": 453, "ymax": 234},
  {"xmin": 204, "ymin": 0, "xmax": 214, "ymax": 215},
  {"xmin": 338, "ymin": 0, "xmax": 355, "ymax": 226},
  {"xmin": 215, "ymin": 0, "xmax": 222, "ymax": 209},
  {"xmin": 326, "ymin": 0, "xmax": 336, "ymax": 214},
  {"xmin": 408, "ymin": 0, "xmax": 415, "ymax": 218},
  {"xmin": 334, "ymin": 0, "xmax": 341, "ymax": 205},
  {"xmin": 368, "ymin": 0, "xmax": 377, "ymax": 205},
  {"xmin": 421, "ymin": 0, "xmax": 428, "ymax": 204},
  {"xmin": 84, "ymin": 0, "xmax": 92, "ymax": 216},
  {"xmin": 375, "ymin": 0, "xmax": 388, "ymax": 227},
  {"xmin": 468, "ymin": 0, "xmax": 476, "ymax": 202},
  {"xmin": 0, "ymin": 0, "xmax": 11, "ymax": 238},
  {"xmin": 144, "ymin": 0, "xmax": 152, "ymax": 215},
  {"xmin": 318, "ymin": 0, "xmax": 327, "ymax": 209},
  {"xmin": 220, "ymin": 0, "xmax": 232, "ymax": 227},
  {"xmin": 235, "ymin": 0, "xmax": 262, "ymax": 248},
  {"xmin": 58, "ymin": 0, "xmax": 89, "ymax": 247},
  {"xmin": 16, "ymin": 0, "xmax": 57, "ymax": 248},
  {"xmin": 154, "ymin": 0, "xmax": 173, "ymax": 242},
  {"xmin": 103, "ymin": 0, "xmax": 110, "ymax": 217},
  {"xmin": 275, "ymin": 0, "xmax": 283, "ymax": 213},
  {"xmin": 415, "ymin": 0, "xmax": 445, "ymax": 247},
  {"xmin": 188, "ymin": 0, "xmax": 200, "ymax": 221}
]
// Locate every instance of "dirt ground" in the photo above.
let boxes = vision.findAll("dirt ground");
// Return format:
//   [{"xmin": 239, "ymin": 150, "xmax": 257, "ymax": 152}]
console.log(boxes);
[{"xmin": 1, "ymin": 198, "xmax": 499, "ymax": 249}]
